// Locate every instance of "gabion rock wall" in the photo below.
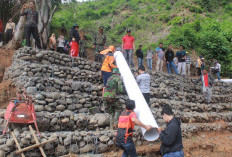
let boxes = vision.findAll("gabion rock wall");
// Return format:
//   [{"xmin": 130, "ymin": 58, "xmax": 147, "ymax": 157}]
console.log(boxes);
[{"xmin": 0, "ymin": 47, "xmax": 232, "ymax": 157}]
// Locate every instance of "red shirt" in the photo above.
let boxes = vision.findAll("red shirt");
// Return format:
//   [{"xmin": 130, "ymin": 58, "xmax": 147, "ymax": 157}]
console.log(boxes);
[
  {"xmin": 122, "ymin": 35, "xmax": 135, "ymax": 50},
  {"xmin": 0, "ymin": 21, "xmax": 3, "ymax": 33},
  {"xmin": 203, "ymin": 74, "xmax": 209, "ymax": 87}
]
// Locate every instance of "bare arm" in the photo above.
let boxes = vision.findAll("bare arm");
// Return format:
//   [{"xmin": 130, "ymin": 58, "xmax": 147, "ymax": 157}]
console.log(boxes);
[{"xmin": 131, "ymin": 117, "xmax": 151, "ymax": 131}]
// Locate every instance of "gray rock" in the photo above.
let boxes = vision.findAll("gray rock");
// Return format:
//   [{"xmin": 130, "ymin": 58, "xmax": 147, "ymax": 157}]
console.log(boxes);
[
  {"xmin": 69, "ymin": 144, "xmax": 79, "ymax": 154},
  {"xmin": 99, "ymin": 135, "xmax": 110, "ymax": 143},
  {"xmin": 26, "ymin": 87, "xmax": 37, "ymax": 94},
  {"xmin": 98, "ymin": 143, "xmax": 108, "ymax": 153},
  {"xmin": 80, "ymin": 144, "xmax": 94, "ymax": 153},
  {"xmin": 55, "ymin": 145, "xmax": 67, "ymax": 156},
  {"xmin": 56, "ymin": 105, "xmax": 65, "ymax": 111},
  {"xmin": 64, "ymin": 134, "xmax": 72, "ymax": 146}
]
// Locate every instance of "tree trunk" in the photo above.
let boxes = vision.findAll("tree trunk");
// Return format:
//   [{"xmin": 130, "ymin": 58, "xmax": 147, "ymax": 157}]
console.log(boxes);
[
  {"xmin": 5, "ymin": 0, "xmax": 56, "ymax": 49},
  {"xmin": 36, "ymin": 0, "xmax": 53, "ymax": 49},
  {"xmin": 4, "ymin": 16, "xmax": 26, "ymax": 49}
]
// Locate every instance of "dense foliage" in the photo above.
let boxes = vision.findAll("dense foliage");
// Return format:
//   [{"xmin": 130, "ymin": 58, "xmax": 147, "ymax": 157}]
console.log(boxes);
[{"xmin": 51, "ymin": 0, "xmax": 232, "ymax": 77}]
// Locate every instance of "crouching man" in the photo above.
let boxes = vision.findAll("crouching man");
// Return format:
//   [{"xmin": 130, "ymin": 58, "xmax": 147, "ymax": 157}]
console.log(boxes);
[{"xmin": 157, "ymin": 105, "xmax": 184, "ymax": 157}]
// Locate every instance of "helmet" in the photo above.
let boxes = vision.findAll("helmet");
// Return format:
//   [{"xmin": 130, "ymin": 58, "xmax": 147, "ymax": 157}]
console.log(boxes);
[
  {"xmin": 112, "ymin": 68, "xmax": 120, "ymax": 74},
  {"xmin": 109, "ymin": 46, "xmax": 115, "ymax": 51}
]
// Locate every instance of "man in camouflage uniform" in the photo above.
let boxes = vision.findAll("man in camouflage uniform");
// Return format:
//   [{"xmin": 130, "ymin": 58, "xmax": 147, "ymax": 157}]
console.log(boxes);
[
  {"xmin": 79, "ymin": 35, "xmax": 87, "ymax": 58},
  {"xmin": 102, "ymin": 68, "xmax": 124, "ymax": 129},
  {"xmin": 93, "ymin": 26, "xmax": 107, "ymax": 63}
]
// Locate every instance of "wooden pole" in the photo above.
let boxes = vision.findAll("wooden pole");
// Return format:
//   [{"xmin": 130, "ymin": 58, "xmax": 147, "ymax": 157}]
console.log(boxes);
[
  {"xmin": 11, "ymin": 132, "xmax": 26, "ymax": 157},
  {"xmin": 29, "ymin": 125, "xmax": 47, "ymax": 157},
  {"xmin": 16, "ymin": 138, "xmax": 57, "ymax": 154}
]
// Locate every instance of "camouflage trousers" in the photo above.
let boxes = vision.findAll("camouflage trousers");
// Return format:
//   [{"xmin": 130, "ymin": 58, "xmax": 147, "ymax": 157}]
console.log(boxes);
[
  {"xmin": 103, "ymin": 97, "xmax": 122, "ymax": 129},
  {"xmin": 95, "ymin": 45, "xmax": 104, "ymax": 63}
]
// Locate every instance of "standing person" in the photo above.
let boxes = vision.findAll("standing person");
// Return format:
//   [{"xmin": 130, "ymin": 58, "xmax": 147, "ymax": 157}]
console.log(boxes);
[
  {"xmin": 101, "ymin": 46, "xmax": 117, "ymax": 88},
  {"xmin": 135, "ymin": 45, "xmax": 144, "ymax": 68},
  {"xmin": 186, "ymin": 52, "xmax": 191, "ymax": 76},
  {"xmin": 70, "ymin": 37, "xmax": 79, "ymax": 57},
  {"xmin": 196, "ymin": 56, "xmax": 202, "ymax": 76},
  {"xmin": 93, "ymin": 26, "xmax": 107, "ymax": 62},
  {"xmin": 155, "ymin": 42, "xmax": 165, "ymax": 72},
  {"xmin": 0, "ymin": 20, "xmax": 3, "ymax": 47},
  {"xmin": 103, "ymin": 68, "xmax": 124, "ymax": 129},
  {"xmin": 195, "ymin": 69, "xmax": 214, "ymax": 103},
  {"xmin": 70, "ymin": 24, "xmax": 80, "ymax": 54},
  {"xmin": 165, "ymin": 45, "xmax": 178, "ymax": 74},
  {"xmin": 79, "ymin": 35, "xmax": 87, "ymax": 58},
  {"xmin": 176, "ymin": 45, "xmax": 186, "ymax": 75},
  {"xmin": 146, "ymin": 46, "xmax": 154, "ymax": 71},
  {"xmin": 4, "ymin": 18, "xmax": 15, "ymax": 44},
  {"xmin": 201, "ymin": 58, "xmax": 205, "ymax": 72},
  {"xmin": 122, "ymin": 29, "xmax": 135, "ymax": 67},
  {"xmin": 115, "ymin": 99, "xmax": 152, "ymax": 157},
  {"xmin": 20, "ymin": 1, "xmax": 41, "ymax": 49},
  {"xmin": 136, "ymin": 66, "xmax": 151, "ymax": 106},
  {"xmin": 48, "ymin": 33, "xmax": 56, "ymax": 51},
  {"xmin": 212, "ymin": 61, "xmax": 221, "ymax": 81},
  {"xmin": 57, "ymin": 35, "xmax": 65, "ymax": 53},
  {"xmin": 157, "ymin": 105, "xmax": 184, "ymax": 157}
]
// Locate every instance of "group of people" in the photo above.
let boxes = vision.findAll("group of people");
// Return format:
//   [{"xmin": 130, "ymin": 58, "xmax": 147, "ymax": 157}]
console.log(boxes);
[{"xmin": 48, "ymin": 25, "xmax": 87, "ymax": 58}]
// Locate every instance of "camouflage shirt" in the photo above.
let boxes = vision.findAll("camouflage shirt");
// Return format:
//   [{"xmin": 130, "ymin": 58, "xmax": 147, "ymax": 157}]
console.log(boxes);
[
  {"xmin": 103, "ymin": 74, "xmax": 124, "ymax": 98},
  {"xmin": 93, "ymin": 33, "xmax": 106, "ymax": 46}
]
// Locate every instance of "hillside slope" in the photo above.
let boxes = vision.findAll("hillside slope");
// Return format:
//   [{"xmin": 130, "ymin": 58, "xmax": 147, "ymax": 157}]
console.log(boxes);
[{"xmin": 52, "ymin": 0, "xmax": 232, "ymax": 76}]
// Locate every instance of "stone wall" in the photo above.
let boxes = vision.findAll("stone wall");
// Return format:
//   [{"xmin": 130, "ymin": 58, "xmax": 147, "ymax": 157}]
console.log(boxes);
[{"xmin": 0, "ymin": 47, "xmax": 232, "ymax": 157}]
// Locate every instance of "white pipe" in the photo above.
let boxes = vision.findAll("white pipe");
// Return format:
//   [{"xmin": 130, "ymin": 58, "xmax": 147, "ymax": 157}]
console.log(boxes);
[{"xmin": 114, "ymin": 51, "xmax": 159, "ymax": 141}]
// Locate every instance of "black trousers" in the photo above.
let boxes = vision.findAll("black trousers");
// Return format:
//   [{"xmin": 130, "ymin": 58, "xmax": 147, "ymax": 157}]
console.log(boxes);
[
  {"xmin": 197, "ymin": 68, "xmax": 201, "ymax": 76},
  {"xmin": 57, "ymin": 47, "xmax": 64, "ymax": 53},
  {"xmin": 0, "ymin": 32, "xmax": 3, "ymax": 42},
  {"xmin": 5, "ymin": 29, "xmax": 13, "ymax": 44},
  {"xmin": 143, "ymin": 93, "xmax": 150, "ymax": 106},
  {"xmin": 25, "ymin": 25, "xmax": 41, "ymax": 49}
]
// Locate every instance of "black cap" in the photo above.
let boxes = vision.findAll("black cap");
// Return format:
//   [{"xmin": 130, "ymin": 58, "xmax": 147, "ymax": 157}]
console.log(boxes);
[
  {"xmin": 99, "ymin": 26, "xmax": 104, "ymax": 30},
  {"xmin": 74, "ymin": 24, "xmax": 79, "ymax": 28},
  {"xmin": 138, "ymin": 65, "xmax": 145, "ymax": 71},
  {"xmin": 127, "ymin": 29, "xmax": 131, "ymax": 33}
]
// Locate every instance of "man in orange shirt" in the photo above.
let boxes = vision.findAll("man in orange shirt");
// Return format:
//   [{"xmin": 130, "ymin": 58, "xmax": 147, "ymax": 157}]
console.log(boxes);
[
  {"xmin": 116, "ymin": 99, "xmax": 151, "ymax": 157},
  {"xmin": 101, "ymin": 46, "xmax": 117, "ymax": 87}
]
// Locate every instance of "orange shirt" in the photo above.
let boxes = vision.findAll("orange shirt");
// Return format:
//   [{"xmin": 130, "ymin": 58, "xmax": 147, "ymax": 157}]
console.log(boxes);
[{"xmin": 101, "ymin": 53, "xmax": 117, "ymax": 72}]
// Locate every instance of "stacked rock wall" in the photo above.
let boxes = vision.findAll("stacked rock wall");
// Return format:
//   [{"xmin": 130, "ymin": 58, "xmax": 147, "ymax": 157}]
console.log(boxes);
[{"xmin": 0, "ymin": 47, "xmax": 232, "ymax": 156}]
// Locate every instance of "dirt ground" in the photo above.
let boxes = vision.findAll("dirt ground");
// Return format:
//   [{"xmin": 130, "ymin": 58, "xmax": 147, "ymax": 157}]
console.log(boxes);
[
  {"xmin": 0, "ymin": 48, "xmax": 16, "ymax": 108},
  {"xmin": 103, "ymin": 131, "xmax": 232, "ymax": 157}
]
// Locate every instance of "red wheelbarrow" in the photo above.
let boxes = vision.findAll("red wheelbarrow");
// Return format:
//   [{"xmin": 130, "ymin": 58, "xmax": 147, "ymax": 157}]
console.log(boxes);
[{"xmin": 2, "ymin": 99, "xmax": 40, "ymax": 135}]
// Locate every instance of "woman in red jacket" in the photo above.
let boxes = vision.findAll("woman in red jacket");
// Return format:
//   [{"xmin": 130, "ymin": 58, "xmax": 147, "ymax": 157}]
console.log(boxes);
[{"xmin": 70, "ymin": 37, "xmax": 79, "ymax": 57}]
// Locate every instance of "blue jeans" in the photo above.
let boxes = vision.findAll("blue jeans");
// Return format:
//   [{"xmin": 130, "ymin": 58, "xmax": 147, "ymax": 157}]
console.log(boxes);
[
  {"xmin": 147, "ymin": 58, "xmax": 152, "ymax": 70},
  {"xmin": 167, "ymin": 61, "xmax": 178, "ymax": 74},
  {"xmin": 216, "ymin": 71, "xmax": 221, "ymax": 80},
  {"xmin": 124, "ymin": 49, "xmax": 133, "ymax": 67},
  {"xmin": 101, "ymin": 71, "xmax": 112, "ymax": 87},
  {"xmin": 116, "ymin": 142, "xmax": 137, "ymax": 157},
  {"xmin": 137, "ymin": 58, "xmax": 143, "ymax": 68},
  {"xmin": 163, "ymin": 150, "xmax": 184, "ymax": 157}
]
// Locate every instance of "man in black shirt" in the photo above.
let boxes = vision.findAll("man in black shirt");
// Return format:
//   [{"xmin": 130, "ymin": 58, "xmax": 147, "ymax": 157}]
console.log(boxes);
[
  {"xmin": 165, "ymin": 45, "xmax": 178, "ymax": 74},
  {"xmin": 136, "ymin": 45, "xmax": 144, "ymax": 68},
  {"xmin": 157, "ymin": 105, "xmax": 184, "ymax": 157},
  {"xmin": 20, "ymin": 1, "xmax": 41, "ymax": 49}
]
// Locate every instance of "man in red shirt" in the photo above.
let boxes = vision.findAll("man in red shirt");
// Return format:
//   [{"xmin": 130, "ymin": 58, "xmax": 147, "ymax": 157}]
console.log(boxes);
[
  {"xmin": 195, "ymin": 69, "xmax": 214, "ymax": 103},
  {"xmin": 115, "ymin": 99, "xmax": 151, "ymax": 157},
  {"xmin": 122, "ymin": 29, "xmax": 135, "ymax": 67}
]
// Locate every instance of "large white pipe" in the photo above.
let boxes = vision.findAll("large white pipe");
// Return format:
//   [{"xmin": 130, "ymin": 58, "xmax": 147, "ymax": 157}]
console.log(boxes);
[{"xmin": 114, "ymin": 51, "xmax": 159, "ymax": 141}]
